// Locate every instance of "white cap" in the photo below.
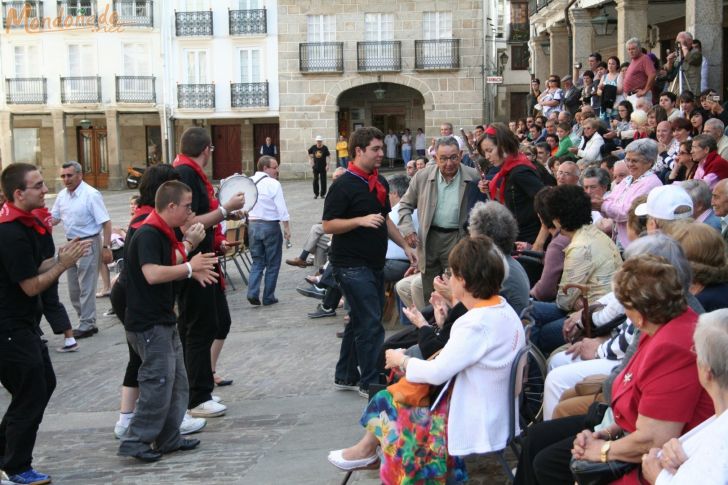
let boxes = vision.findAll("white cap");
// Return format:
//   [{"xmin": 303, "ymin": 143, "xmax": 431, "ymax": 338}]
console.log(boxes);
[
  {"xmin": 634, "ymin": 185, "xmax": 693, "ymax": 220},
  {"xmin": 315, "ymin": 135, "xmax": 323, "ymax": 141}
]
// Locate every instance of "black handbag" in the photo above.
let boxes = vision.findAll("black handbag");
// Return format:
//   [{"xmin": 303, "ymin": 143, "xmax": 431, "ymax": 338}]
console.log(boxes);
[{"xmin": 570, "ymin": 456, "xmax": 637, "ymax": 485}]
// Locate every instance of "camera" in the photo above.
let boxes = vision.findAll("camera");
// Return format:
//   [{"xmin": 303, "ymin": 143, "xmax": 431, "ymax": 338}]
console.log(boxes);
[{"xmin": 574, "ymin": 62, "xmax": 582, "ymax": 69}]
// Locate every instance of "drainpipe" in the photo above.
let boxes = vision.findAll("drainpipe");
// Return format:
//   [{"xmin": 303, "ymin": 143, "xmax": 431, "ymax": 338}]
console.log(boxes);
[{"xmin": 564, "ymin": 0, "xmax": 579, "ymax": 73}]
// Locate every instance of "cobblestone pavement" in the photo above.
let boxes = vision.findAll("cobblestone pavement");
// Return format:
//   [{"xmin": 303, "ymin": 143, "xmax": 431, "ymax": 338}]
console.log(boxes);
[{"xmin": 1, "ymin": 178, "xmax": 513, "ymax": 484}]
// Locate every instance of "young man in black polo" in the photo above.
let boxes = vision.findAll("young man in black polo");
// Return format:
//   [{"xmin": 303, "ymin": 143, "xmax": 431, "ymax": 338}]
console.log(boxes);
[
  {"xmin": 118, "ymin": 180, "xmax": 218, "ymax": 462},
  {"xmin": 0, "ymin": 163, "xmax": 89, "ymax": 485},
  {"xmin": 322, "ymin": 127, "xmax": 416, "ymax": 397}
]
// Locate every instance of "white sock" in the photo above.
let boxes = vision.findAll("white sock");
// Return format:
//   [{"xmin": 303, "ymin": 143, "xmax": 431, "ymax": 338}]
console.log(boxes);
[
  {"xmin": 119, "ymin": 412, "xmax": 134, "ymax": 426},
  {"xmin": 65, "ymin": 337, "xmax": 76, "ymax": 346}
]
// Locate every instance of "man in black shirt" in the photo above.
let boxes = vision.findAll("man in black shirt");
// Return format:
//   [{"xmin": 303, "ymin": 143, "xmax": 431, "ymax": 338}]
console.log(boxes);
[
  {"xmin": 173, "ymin": 127, "xmax": 245, "ymax": 418},
  {"xmin": 118, "ymin": 180, "xmax": 217, "ymax": 462},
  {"xmin": 0, "ymin": 163, "xmax": 88, "ymax": 484},
  {"xmin": 308, "ymin": 135, "xmax": 330, "ymax": 199},
  {"xmin": 322, "ymin": 127, "xmax": 416, "ymax": 396}
]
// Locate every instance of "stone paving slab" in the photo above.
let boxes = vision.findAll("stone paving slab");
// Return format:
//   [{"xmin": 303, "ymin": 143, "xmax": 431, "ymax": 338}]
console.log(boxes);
[{"xmin": 1, "ymin": 178, "xmax": 512, "ymax": 484}]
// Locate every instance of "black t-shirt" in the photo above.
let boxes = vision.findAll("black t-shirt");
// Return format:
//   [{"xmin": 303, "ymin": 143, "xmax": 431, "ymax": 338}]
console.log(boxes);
[
  {"xmin": 323, "ymin": 171, "xmax": 391, "ymax": 269},
  {"xmin": 124, "ymin": 225, "xmax": 177, "ymax": 332},
  {"xmin": 176, "ymin": 164, "xmax": 214, "ymax": 253},
  {"xmin": 116, "ymin": 212, "xmax": 149, "ymax": 288},
  {"xmin": 0, "ymin": 221, "xmax": 43, "ymax": 330},
  {"xmin": 308, "ymin": 144, "xmax": 330, "ymax": 170}
]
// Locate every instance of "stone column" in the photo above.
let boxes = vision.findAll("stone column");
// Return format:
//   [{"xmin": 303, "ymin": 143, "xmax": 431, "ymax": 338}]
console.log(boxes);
[
  {"xmin": 105, "ymin": 109, "xmax": 121, "ymax": 189},
  {"xmin": 530, "ymin": 33, "xmax": 550, "ymax": 83},
  {"xmin": 51, "ymin": 110, "xmax": 66, "ymax": 192},
  {"xmin": 570, "ymin": 9, "xmax": 595, "ymax": 71},
  {"xmin": 548, "ymin": 24, "xmax": 570, "ymax": 78},
  {"xmin": 615, "ymin": 0, "xmax": 649, "ymax": 62},
  {"xmin": 686, "ymin": 0, "xmax": 723, "ymax": 92},
  {"xmin": 0, "ymin": 112, "xmax": 13, "ymax": 169}
]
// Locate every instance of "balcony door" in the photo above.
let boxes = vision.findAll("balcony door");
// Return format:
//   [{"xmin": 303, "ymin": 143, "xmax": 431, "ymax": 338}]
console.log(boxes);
[
  {"xmin": 305, "ymin": 15, "xmax": 336, "ymax": 71},
  {"xmin": 184, "ymin": 49, "xmax": 208, "ymax": 84},
  {"xmin": 362, "ymin": 13, "xmax": 393, "ymax": 70},
  {"xmin": 77, "ymin": 128, "xmax": 109, "ymax": 189},
  {"xmin": 239, "ymin": 48, "xmax": 261, "ymax": 83},
  {"xmin": 212, "ymin": 125, "xmax": 242, "ymax": 180},
  {"xmin": 67, "ymin": 43, "xmax": 95, "ymax": 96},
  {"xmin": 421, "ymin": 11, "xmax": 452, "ymax": 66}
]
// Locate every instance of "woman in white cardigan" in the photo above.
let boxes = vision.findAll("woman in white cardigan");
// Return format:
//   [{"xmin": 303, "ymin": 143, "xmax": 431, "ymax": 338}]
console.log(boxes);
[
  {"xmin": 569, "ymin": 117, "xmax": 604, "ymax": 163},
  {"xmin": 328, "ymin": 236, "xmax": 525, "ymax": 483}
]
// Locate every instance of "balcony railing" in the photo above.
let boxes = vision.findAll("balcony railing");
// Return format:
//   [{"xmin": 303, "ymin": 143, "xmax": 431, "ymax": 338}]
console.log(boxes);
[
  {"xmin": 414, "ymin": 39, "xmax": 460, "ymax": 70},
  {"xmin": 57, "ymin": 0, "xmax": 97, "ymax": 25},
  {"xmin": 509, "ymin": 22, "xmax": 530, "ymax": 42},
  {"xmin": 357, "ymin": 41, "xmax": 401, "ymax": 72},
  {"xmin": 178, "ymin": 83, "xmax": 215, "ymax": 109},
  {"xmin": 2, "ymin": 1, "xmax": 43, "ymax": 29},
  {"xmin": 229, "ymin": 8, "xmax": 265, "ymax": 35},
  {"xmin": 60, "ymin": 76, "xmax": 101, "ymax": 103},
  {"xmin": 175, "ymin": 10, "xmax": 212, "ymax": 36},
  {"xmin": 116, "ymin": 76, "xmax": 155, "ymax": 103},
  {"xmin": 299, "ymin": 42, "xmax": 344, "ymax": 73},
  {"xmin": 231, "ymin": 81, "xmax": 268, "ymax": 108},
  {"xmin": 5, "ymin": 78, "xmax": 47, "ymax": 104},
  {"xmin": 113, "ymin": 0, "xmax": 153, "ymax": 27},
  {"xmin": 529, "ymin": 0, "xmax": 552, "ymax": 15}
]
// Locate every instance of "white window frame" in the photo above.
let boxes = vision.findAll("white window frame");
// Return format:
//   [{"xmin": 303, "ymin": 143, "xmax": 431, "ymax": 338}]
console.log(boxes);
[
  {"xmin": 185, "ymin": 0, "xmax": 208, "ymax": 11},
  {"xmin": 183, "ymin": 49, "xmax": 209, "ymax": 84},
  {"xmin": 13, "ymin": 43, "xmax": 40, "ymax": 77},
  {"xmin": 364, "ymin": 13, "xmax": 393, "ymax": 42},
  {"xmin": 238, "ymin": 47, "xmax": 262, "ymax": 83},
  {"xmin": 67, "ymin": 43, "xmax": 95, "ymax": 77},
  {"xmin": 122, "ymin": 42, "xmax": 150, "ymax": 76},
  {"xmin": 422, "ymin": 11, "xmax": 452, "ymax": 40},
  {"xmin": 238, "ymin": 0, "xmax": 261, "ymax": 9},
  {"xmin": 307, "ymin": 14, "xmax": 335, "ymax": 42}
]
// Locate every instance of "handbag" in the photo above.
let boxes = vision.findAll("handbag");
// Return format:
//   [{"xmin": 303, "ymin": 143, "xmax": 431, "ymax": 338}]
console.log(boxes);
[
  {"xmin": 387, "ymin": 350, "xmax": 442, "ymax": 407},
  {"xmin": 570, "ymin": 456, "xmax": 637, "ymax": 485}
]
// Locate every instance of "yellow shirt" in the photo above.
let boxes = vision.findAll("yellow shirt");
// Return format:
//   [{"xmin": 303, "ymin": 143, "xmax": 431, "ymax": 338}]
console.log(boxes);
[{"xmin": 336, "ymin": 141, "xmax": 348, "ymax": 158}]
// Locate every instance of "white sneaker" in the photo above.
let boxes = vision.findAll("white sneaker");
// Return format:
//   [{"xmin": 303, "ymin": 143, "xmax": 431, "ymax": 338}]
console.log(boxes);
[
  {"xmin": 113, "ymin": 422, "xmax": 128, "ymax": 440},
  {"xmin": 188, "ymin": 400, "xmax": 227, "ymax": 418},
  {"xmin": 180, "ymin": 412, "xmax": 207, "ymax": 435},
  {"xmin": 211, "ymin": 395, "xmax": 222, "ymax": 403}
]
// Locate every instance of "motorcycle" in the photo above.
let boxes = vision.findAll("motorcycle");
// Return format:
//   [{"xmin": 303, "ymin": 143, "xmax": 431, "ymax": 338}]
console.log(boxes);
[{"xmin": 126, "ymin": 165, "xmax": 146, "ymax": 189}]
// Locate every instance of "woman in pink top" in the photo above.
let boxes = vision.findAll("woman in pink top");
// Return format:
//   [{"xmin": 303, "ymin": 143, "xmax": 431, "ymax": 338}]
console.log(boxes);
[{"xmin": 595, "ymin": 139, "xmax": 662, "ymax": 249}]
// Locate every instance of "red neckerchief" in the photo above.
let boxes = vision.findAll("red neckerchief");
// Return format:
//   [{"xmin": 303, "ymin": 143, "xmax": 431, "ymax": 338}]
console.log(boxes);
[
  {"xmin": 142, "ymin": 210, "xmax": 187, "ymax": 265},
  {"xmin": 130, "ymin": 205, "xmax": 154, "ymax": 229},
  {"xmin": 173, "ymin": 154, "xmax": 220, "ymax": 211},
  {"xmin": 0, "ymin": 202, "xmax": 47, "ymax": 235},
  {"xmin": 489, "ymin": 153, "xmax": 536, "ymax": 203},
  {"xmin": 347, "ymin": 163, "xmax": 386, "ymax": 206},
  {"xmin": 31, "ymin": 207, "xmax": 53, "ymax": 234}
]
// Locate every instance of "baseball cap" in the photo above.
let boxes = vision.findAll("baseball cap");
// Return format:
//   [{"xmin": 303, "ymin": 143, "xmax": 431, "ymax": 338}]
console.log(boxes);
[
  {"xmin": 634, "ymin": 185, "xmax": 693, "ymax": 220},
  {"xmin": 315, "ymin": 135, "xmax": 323, "ymax": 141}
]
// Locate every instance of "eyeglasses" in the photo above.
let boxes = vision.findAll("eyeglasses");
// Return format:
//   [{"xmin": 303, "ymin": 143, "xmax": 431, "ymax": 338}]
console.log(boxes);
[
  {"xmin": 24, "ymin": 181, "xmax": 46, "ymax": 191},
  {"xmin": 180, "ymin": 203, "xmax": 193, "ymax": 213},
  {"xmin": 556, "ymin": 171, "xmax": 576, "ymax": 177},
  {"xmin": 678, "ymin": 151, "xmax": 691, "ymax": 155},
  {"xmin": 438, "ymin": 155, "xmax": 460, "ymax": 163},
  {"xmin": 208, "ymin": 145, "xmax": 215, "ymax": 152}
]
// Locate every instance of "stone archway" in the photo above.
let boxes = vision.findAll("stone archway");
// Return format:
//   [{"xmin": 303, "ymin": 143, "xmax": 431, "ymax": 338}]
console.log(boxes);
[{"xmin": 323, "ymin": 74, "xmax": 435, "ymax": 114}]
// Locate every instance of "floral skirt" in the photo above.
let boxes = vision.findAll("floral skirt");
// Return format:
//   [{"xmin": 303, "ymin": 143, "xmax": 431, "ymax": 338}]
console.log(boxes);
[{"xmin": 360, "ymin": 390, "xmax": 467, "ymax": 485}]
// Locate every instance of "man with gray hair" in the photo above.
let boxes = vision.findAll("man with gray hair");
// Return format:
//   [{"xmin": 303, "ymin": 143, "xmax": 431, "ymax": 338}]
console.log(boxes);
[
  {"xmin": 399, "ymin": 135, "xmax": 480, "ymax": 299},
  {"xmin": 682, "ymin": 179, "xmax": 723, "ymax": 232},
  {"xmin": 51, "ymin": 161, "xmax": 112, "ymax": 339},
  {"xmin": 623, "ymin": 37, "xmax": 656, "ymax": 106},
  {"xmin": 665, "ymin": 31, "xmax": 702, "ymax": 95},
  {"xmin": 704, "ymin": 118, "xmax": 728, "ymax": 161}
]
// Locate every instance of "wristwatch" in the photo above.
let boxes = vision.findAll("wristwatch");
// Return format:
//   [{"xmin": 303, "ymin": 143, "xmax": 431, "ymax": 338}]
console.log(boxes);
[{"xmin": 600, "ymin": 440, "xmax": 611, "ymax": 463}]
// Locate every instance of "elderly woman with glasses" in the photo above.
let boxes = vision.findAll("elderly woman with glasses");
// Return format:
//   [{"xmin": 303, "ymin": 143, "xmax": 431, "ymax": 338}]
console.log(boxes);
[
  {"xmin": 593, "ymin": 138, "xmax": 663, "ymax": 249},
  {"xmin": 642, "ymin": 309, "xmax": 728, "ymax": 484}
]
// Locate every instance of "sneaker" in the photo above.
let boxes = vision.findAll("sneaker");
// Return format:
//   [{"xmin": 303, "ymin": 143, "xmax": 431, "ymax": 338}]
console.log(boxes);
[
  {"xmin": 334, "ymin": 379, "xmax": 359, "ymax": 392},
  {"xmin": 358, "ymin": 387, "xmax": 370, "ymax": 399},
  {"xmin": 6, "ymin": 469, "xmax": 51, "ymax": 485},
  {"xmin": 307, "ymin": 304, "xmax": 336, "ymax": 319},
  {"xmin": 103, "ymin": 308, "xmax": 116, "ymax": 316},
  {"xmin": 188, "ymin": 400, "xmax": 226, "ymax": 418},
  {"xmin": 180, "ymin": 413, "xmax": 206, "ymax": 435},
  {"xmin": 114, "ymin": 422, "xmax": 128, "ymax": 440},
  {"xmin": 211, "ymin": 395, "xmax": 222, "ymax": 403},
  {"xmin": 55, "ymin": 342, "xmax": 79, "ymax": 353},
  {"xmin": 296, "ymin": 284, "xmax": 326, "ymax": 300}
]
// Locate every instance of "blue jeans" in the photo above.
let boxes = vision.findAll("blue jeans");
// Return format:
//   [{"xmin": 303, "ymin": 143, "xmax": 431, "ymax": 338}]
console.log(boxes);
[
  {"xmin": 402, "ymin": 146, "xmax": 412, "ymax": 163},
  {"xmin": 337, "ymin": 156, "xmax": 349, "ymax": 168},
  {"xmin": 247, "ymin": 221, "xmax": 283, "ymax": 304},
  {"xmin": 333, "ymin": 266, "xmax": 385, "ymax": 389},
  {"xmin": 530, "ymin": 301, "xmax": 569, "ymax": 356}
]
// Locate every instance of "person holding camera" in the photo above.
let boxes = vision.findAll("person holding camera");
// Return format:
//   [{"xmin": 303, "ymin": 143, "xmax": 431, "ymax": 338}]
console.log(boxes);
[{"xmin": 665, "ymin": 32, "xmax": 702, "ymax": 96}]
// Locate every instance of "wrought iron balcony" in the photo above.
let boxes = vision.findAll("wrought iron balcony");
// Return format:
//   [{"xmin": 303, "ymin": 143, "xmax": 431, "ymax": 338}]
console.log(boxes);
[
  {"xmin": 60, "ymin": 76, "xmax": 101, "ymax": 103},
  {"xmin": 116, "ymin": 76, "xmax": 155, "ymax": 103},
  {"xmin": 231, "ymin": 82, "xmax": 268, "ymax": 108},
  {"xmin": 57, "ymin": 0, "xmax": 97, "ymax": 24},
  {"xmin": 414, "ymin": 39, "xmax": 460, "ymax": 70},
  {"xmin": 5, "ymin": 78, "xmax": 47, "ymax": 104},
  {"xmin": 509, "ymin": 22, "xmax": 530, "ymax": 43},
  {"xmin": 178, "ymin": 84, "xmax": 215, "ymax": 109},
  {"xmin": 175, "ymin": 10, "xmax": 212, "ymax": 36},
  {"xmin": 299, "ymin": 42, "xmax": 344, "ymax": 73},
  {"xmin": 229, "ymin": 8, "xmax": 266, "ymax": 35},
  {"xmin": 2, "ymin": 1, "xmax": 43, "ymax": 29},
  {"xmin": 529, "ymin": 0, "xmax": 552, "ymax": 15},
  {"xmin": 357, "ymin": 41, "xmax": 401, "ymax": 72},
  {"xmin": 112, "ymin": 0, "xmax": 153, "ymax": 27}
]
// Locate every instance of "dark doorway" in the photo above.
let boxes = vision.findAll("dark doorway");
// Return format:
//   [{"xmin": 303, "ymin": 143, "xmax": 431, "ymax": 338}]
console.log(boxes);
[
  {"xmin": 510, "ymin": 92, "xmax": 528, "ymax": 122},
  {"xmin": 253, "ymin": 123, "xmax": 280, "ymax": 166},
  {"xmin": 211, "ymin": 125, "xmax": 242, "ymax": 180},
  {"xmin": 77, "ymin": 127, "xmax": 109, "ymax": 189}
]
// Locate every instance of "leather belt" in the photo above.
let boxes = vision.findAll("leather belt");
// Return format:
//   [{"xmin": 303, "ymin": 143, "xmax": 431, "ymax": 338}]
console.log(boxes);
[
  {"xmin": 430, "ymin": 226, "xmax": 459, "ymax": 233},
  {"xmin": 67, "ymin": 233, "xmax": 99, "ymax": 241}
]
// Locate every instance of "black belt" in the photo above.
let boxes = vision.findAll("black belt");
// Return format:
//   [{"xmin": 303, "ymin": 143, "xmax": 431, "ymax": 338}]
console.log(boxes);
[
  {"xmin": 430, "ymin": 226, "xmax": 459, "ymax": 233},
  {"xmin": 249, "ymin": 220, "xmax": 279, "ymax": 223},
  {"xmin": 68, "ymin": 233, "xmax": 99, "ymax": 241}
]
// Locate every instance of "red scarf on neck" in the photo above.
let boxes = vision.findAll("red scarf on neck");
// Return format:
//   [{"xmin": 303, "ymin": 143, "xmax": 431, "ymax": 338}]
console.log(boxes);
[
  {"xmin": 173, "ymin": 154, "xmax": 219, "ymax": 211},
  {"xmin": 130, "ymin": 205, "xmax": 154, "ymax": 229},
  {"xmin": 0, "ymin": 202, "xmax": 47, "ymax": 235},
  {"xmin": 31, "ymin": 207, "xmax": 53, "ymax": 233},
  {"xmin": 142, "ymin": 210, "xmax": 187, "ymax": 265},
  {"xmin": 489, "ymin": 153, "xmax": 536, "ymax": 203},
  {"xmin": 347, "ymin": 164, "xmax": 386, "ymax": 206}
]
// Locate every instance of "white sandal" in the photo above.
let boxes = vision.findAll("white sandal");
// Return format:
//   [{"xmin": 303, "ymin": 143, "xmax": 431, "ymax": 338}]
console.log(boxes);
[{"xmin": 327, "ymin": 449, "xmax": 379, "ymax": 471}]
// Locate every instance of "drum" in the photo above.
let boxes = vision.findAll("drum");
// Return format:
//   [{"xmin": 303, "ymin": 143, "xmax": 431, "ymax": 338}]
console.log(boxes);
[{"xmin": 218, "ymin": 174, "xmax": 258, "ymax": 213}]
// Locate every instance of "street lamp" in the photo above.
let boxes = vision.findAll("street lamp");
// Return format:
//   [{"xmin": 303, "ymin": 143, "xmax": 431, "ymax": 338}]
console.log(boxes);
[
  {"xmin": 498, "ymin": 50, "xmax": 509, "ymax": 75},
  {"xmin": 592, "ymin": 8, "xmax": 617, "ymax": 36}
]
